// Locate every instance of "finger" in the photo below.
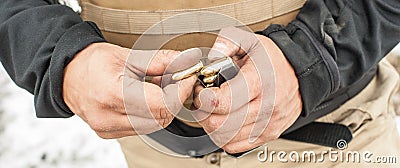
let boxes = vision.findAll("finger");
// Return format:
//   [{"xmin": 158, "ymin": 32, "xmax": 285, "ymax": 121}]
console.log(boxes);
[
  {"xmin": 223, "ymin": 123, "xmax": 258, "ymax": 145},
  {"xmin": 96, "ymin": 130, "xmax": 136, "ymax": 139},
  {"xmin": 126, "ymin": 48, "xmax": 202, "ymax": 77},
  {"xmin": 197, "ymin": 111, "xmax": 245, "ymax": 147},
  {"xmin": 193, "ymin": 83, "xmax": 204, "ymax": 98},
  {"xmin": 208, "ymin": 99, "xmax": 266, "ymax": 133},
  {"xmin": 215, "ymin": 94, "xmax": 299, "ymax": 146},
  {"xmin": 208, "ymin": 27, "xmax": 258, "ymax": 60},
  {"xmin": 193, "ymin": 87, "xmax": 223, "ymax": 113},
  {"xmin": 222, "ymin": 104, "xmax": 293, "ymax": 154},
  {"xmin": 194, "ymin": 99, "xmax": 250, "ymax": 146},
  {"xmin": 93, "ymin": 113, "xmax": 164, "ymax": 138},
  {"xmin": 193, "ymin": 84, "xmax": 214, "ymax": 112},
  {"xmin": 197, "ymin": 100, "xmax": 265, "ymax": 146},
  {"xmin": 124, "ymin": 77, "xmax": 160, "ymax": 118},
  {"xmin": 164, "ymin": 48, "xmax": 203, "ymax": 73},
  {"xmin": 123, "ymin": 78, "xmax": 176, "ymax": 134},
  {"xmin": 208, "ymin": 36, "xmax": 244, "ymax": 61},
  {"xmin": 150, "ymin": 76, "xmax": 162, "ymax": 87},
  {"xmin": 128, "ymin": 115, "xmax": 174, "ymax": 134},
  {"xmin": 147, "ymin": 74, "xmax": 175, "ymax": 88},
  {"xmin": 161, "ymin": 75, "xmax": 198, "ymax": 115},
  {"xmin": 193, "ymin": 61, "xmax": 261, "ymax": 115},
  {"xmin": 123, "ymin": 73, "xmax": 196, "ymax": 116},
  {"xmin": 197, "ymin": 100, "xmax": 255, "ymax": 133},
  {"xmin": 222, "ymin": 134, "xmax": 267, "ymax": 154},
  {"xmin": 226, "ymin": 97, "xmax": 300, "ymax": 145},
  {"xmin": 193, "ymin": 84, "xmax": 241, "ymax": 115},
  {"xmin": 87, "ymin": 112, "xmax": 135, "ymax": 133},
  {"xmin": 223, "ymin": 118, "xmax": 270, "ymax": 145}
]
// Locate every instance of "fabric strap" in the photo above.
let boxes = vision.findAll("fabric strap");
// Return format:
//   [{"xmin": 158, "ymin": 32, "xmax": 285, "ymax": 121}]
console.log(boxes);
[{"xmin": 80, "ymin": 0, "xmax": 306, "ymax": 34}]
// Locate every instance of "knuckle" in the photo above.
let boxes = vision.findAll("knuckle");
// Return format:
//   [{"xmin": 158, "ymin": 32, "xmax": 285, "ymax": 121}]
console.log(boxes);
[
  {"xmin": 92, "ymin": 123, "xmax": 108, "ymax": 133},
  {"xmin": 270, "ymin": 133, "xmax": 280, "ymax": 141},
  {"xmin": 223, "ymin": 145, "xmax": 237, "ymax": 154},
  {"xmin": 215, "ymin": 37, "xmax": 230, "ymax": 47},
  {"xmin": 160, "ymin": 107, "xmax": 168, "ymax": 119},
  {"xmin": 96, "ymin": 132, "xmax": 108, "ymax": 139},
  {"xmin": 152, "ymin": 106, "xmax": 163, "ymax": 119},
  {"xmin": 268, "ymin": 127, "xmax": 281, "ymax": 141},
  {"xmin": 95, "ymin": 131, "xmax": 110, "ymax": 139},
  {"xmin": 158, "ymin": 117, "xmax": 173, "ymax": 128},
  {"xmin": 213, "ymin": 98, "xmax": 228, "ymax": 114},
  {"xmin": 88, "ymin": 118, "xmax": 115, "ymax": 133},
  {"xmin": 160, "ymin": 51, "xmax": 170, "ymax": 66},
  {"xmin": 193, "ymin": 97, "xmax": 201, "ymax": 108},
  {"xmin": 273, "ymin": 105, "xmax": 281, "ymax": 115},
  {"xmin": 161, "ymin": 49, "xmax": 179, "ymax": 56},
  {"xmin": 183, "ymin": 88, "xmax": 193, "ymax": 101},
  {"xmin": 95, "ymin": 95, "xmax": 113, "ymax": 109},
  {"xmin": 159, "ymin": 50, "xmax": 179, "ymax": 65},
  {"xmin": 154, "ymin": 106, "xmax": 171, "ymax": 119},
  {"xmin": 95, "ymin": 132, "xmax": 114, "ymax": 139},
  {"xmin": 207, "ymin": 116, "xmax": 222, "ymax": 131},
  {"xmin": 88, "ymin": 119, "xmax": 103, "ymax": 132}
]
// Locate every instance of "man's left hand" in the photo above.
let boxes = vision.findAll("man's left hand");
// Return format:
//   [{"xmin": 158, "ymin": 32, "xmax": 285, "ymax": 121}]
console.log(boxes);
[{"xmin": 193, "ymin": 27, "xmax": 302, "ymax": 154}]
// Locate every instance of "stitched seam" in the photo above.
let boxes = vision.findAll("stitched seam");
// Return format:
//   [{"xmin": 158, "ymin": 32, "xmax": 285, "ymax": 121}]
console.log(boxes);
[
  {"xmin": 292, "ymin": 20, "xmax": 340, "ymax": 93},
  {"xmin": 297, "ymin": 58, "xmax": 323, "ymax": 79},
  {"xmin": 264, "ymin": 28, "xmax": 283, "ymax": 36}
]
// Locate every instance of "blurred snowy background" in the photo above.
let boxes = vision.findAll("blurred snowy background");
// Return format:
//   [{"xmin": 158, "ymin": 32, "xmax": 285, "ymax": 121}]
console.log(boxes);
[
  {"xmin": 0, "ymin": 1, "xmax": 126, "ymax": 167},
  {"xmin": 0, "ymin": 0, "xmax": 398, "ymax": 167},
  {"xmin": 0, "ymin": 70, "xmax": 127, "ymax": 168}
]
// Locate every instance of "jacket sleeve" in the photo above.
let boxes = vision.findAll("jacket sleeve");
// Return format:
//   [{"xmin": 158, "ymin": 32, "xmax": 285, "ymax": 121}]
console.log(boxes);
[
  {"xmin": 0, "ymin": 0, "xmax": 106, "ymax": 117},
  {"xmin": 259, "ymin": 0, "xmax": 400, "ymax": 116}
]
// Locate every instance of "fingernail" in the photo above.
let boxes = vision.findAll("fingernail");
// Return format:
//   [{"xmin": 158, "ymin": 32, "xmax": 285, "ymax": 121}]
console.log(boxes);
[
  {"xmin": 189, "ymin": 75, "xmax": 198, "ymax": 84},
  {"xmin": 180, "ymin": 48, "xmax": 202, "ymax": 57},
  {"xmin": 198, "ymin": 88, "xmax": 216, "ymax": 112},
  {"xmin": 208, "ymin": 48, "xmax": 226, "ymax": 61}
]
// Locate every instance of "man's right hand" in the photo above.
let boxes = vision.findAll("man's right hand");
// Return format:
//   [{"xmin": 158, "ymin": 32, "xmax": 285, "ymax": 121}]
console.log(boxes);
[{"xmin": 63, "ymin": 43, "xmax": 200, "ymax": 139}]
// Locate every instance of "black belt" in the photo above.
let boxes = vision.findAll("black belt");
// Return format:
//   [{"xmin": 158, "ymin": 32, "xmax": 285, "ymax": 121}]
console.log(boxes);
[
  {"xmin": 147, "ymin": 66, "xmax": 377, "ymax": 157},
  {"xmin": 281, "ymin": 65, "xmax": 377, "ymax": 147}
]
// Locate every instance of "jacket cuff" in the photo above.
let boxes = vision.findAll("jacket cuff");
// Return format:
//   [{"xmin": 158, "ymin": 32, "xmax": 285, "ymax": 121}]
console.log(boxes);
[
  {"xmin": 257, "ymin": 20, "xmax": 340, "ymax": 116},
  {"xmin": 41, "ymin": 21, "xmax": 105, "ymax": 117}
]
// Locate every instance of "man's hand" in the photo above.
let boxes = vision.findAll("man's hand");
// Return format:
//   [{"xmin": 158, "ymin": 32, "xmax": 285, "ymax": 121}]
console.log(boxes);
[
  {"xmin": 63, "ymin": 42, "xmax": 200, "ymax": 139},
  {"xmin": 193, "ymin": 27, "xmax": 302, "ymax": 153}
]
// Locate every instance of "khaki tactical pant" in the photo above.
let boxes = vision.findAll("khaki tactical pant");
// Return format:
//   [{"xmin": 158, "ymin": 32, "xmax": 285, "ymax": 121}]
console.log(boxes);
[
  {"xmin": 119, "ymin": 59, "xmax": 400, "ymax": 168},
  {"xmin": 80, "ymin": 0, "xmax": 400, "ymax": 167}
]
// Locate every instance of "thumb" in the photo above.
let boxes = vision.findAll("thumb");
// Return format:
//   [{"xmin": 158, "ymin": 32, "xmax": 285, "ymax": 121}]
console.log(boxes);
[
  {"xmin": 208, "ymin": 27, "xmax": 257, "ymax": 61},
  {"xmin": 208, "ymin": 36, "xmax": 241, "ymax": 61},
  {"xmin": 126, "ymin": 48, "xmax": 202, "ymax": 77},
  {"xmin": 162, "ymin": 75, "xmax": 197, "ymax": 115}
]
